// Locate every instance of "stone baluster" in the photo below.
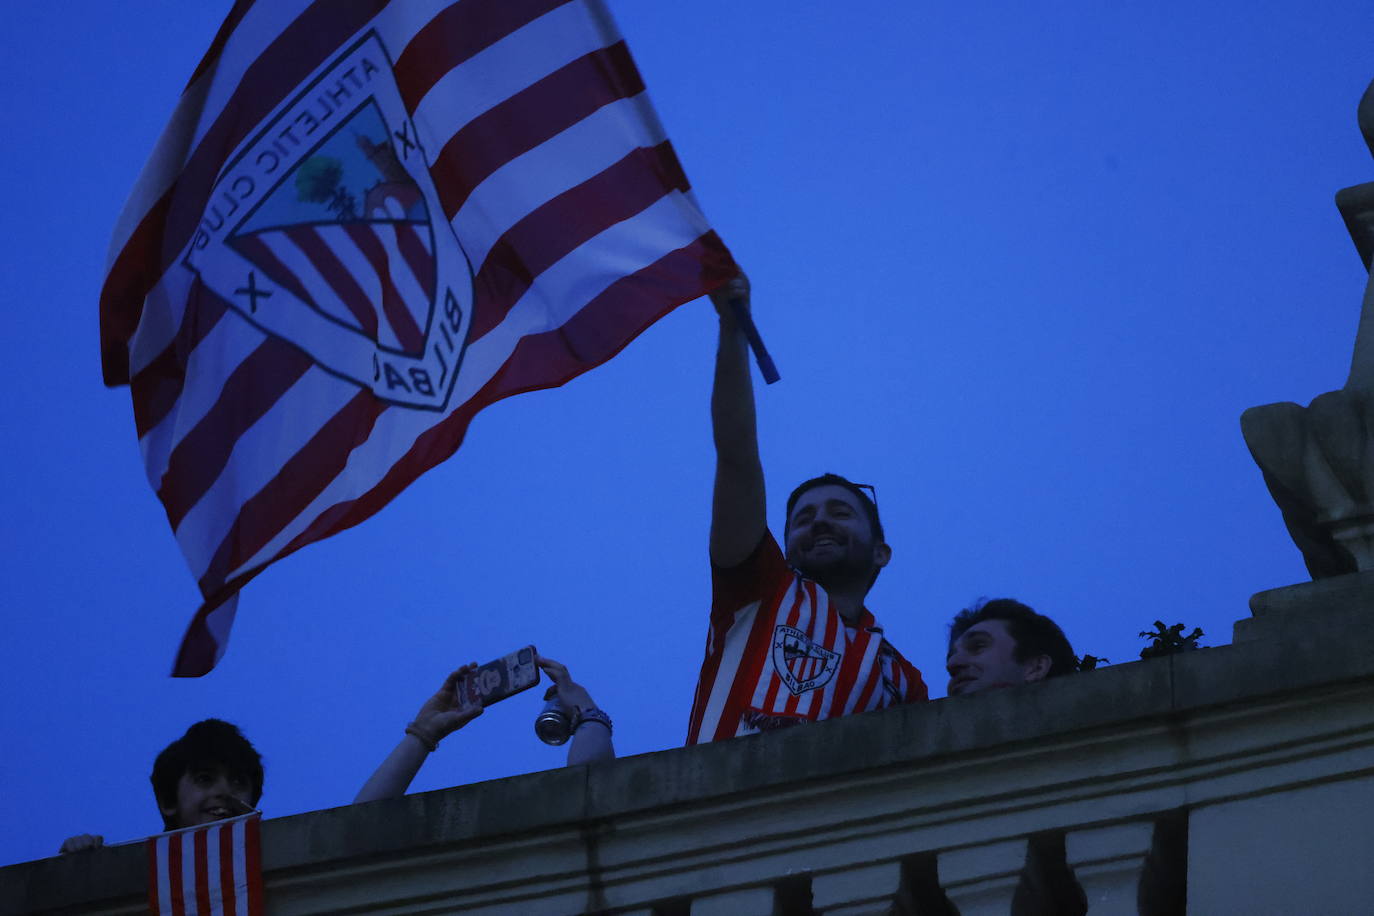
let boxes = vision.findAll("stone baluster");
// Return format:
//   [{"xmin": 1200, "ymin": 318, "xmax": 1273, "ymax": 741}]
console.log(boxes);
[
  {"xmin": 688, "ymin": 884, "xmax": 779, "ymax": 915},
  {"xmin": 810, "ymin": 860, "xmax": 904, "ymax": 915},
  {"xmin": 1063, "ymin": 821, "xmax": 1156, "ymax": 915},
  {"xmin": 937, "ymin": 838, "xmax": 1027, "ymax": 915}
]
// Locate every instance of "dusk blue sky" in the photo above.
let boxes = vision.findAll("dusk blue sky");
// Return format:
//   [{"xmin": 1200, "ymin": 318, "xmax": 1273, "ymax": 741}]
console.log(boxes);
[{"xmin": 2, "ymin": 2, "xmax": 1371, "ymax": 867}]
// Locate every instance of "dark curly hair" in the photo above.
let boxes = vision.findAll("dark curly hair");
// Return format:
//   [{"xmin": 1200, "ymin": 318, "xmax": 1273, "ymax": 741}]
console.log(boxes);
[{"xmin": 150, "ymin": 719, "xmax": 263, "ymax": 829}]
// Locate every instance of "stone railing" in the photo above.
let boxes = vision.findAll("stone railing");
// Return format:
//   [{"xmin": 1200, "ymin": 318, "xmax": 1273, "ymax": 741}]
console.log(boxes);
[{"xmin": 6, "ymin": 575, "xmax": 1374, "ymax": 915}]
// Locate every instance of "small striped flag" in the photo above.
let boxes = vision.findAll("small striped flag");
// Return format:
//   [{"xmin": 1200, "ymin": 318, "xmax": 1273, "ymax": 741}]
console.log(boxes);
[
  {"xmin": 146, "ymin": 813, "xmax": 264, "ymax": 916},
  {"xmin": 100, "ymin": 0, "xmax": 737, "ymax": 675}
]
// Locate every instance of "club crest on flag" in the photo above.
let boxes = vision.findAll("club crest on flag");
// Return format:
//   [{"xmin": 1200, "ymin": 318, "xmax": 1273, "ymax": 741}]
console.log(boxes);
[
  {"xmin": 183, "ymin": 32, "xmax": 474, "ymax": 411},
  {"xmin": 772, "ymin": 624, "xmax": 841, "ymax": 696}
]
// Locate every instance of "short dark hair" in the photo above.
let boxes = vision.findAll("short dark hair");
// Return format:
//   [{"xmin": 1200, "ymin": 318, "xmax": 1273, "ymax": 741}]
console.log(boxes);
[
  {"xmin": 151, "ymin": 720, "xmax": 264, "ymax": 829},
  {"xmin": 948, "ymin": 599, "xmax": 1077, "ymax": 679},
  {"xmin": 784, "ymin": 473, "xmax": 885, "ymax": 543}
]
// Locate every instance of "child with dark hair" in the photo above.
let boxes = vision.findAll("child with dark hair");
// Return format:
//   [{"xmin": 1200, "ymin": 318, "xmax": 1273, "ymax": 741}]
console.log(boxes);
[
  {"xmin": 150, "ymin": 719, "xmax": 263, "ymax": 831},
  {"xmin": 58, "ymin": 719, "xmax": 263, "ymax": 853}
]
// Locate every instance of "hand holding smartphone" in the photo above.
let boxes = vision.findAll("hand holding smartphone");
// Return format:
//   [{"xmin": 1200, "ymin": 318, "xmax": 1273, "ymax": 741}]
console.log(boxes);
[{"xmin": 458, "ymin": 645, "xmax": 540, "ymax": 709}]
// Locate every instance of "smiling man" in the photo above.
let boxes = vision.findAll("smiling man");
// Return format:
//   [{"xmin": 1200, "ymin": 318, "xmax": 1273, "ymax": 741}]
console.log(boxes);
[
  {"xmin": 686, "ymin": 273, "xmax": 927, "ymax": 744},
  {"xmin": 946, "ymin": 599, "xmax": 1078, "ymax": 696}
]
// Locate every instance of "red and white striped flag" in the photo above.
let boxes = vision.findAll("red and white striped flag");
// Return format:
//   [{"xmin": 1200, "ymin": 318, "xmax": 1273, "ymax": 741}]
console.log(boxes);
[
  {"xmin": 100, "ymin": 0, "xmax": 737, "ymax": 675},
  {"xmin": 146, "ymin": 813, "xmax": 264, "ymax": 916}
]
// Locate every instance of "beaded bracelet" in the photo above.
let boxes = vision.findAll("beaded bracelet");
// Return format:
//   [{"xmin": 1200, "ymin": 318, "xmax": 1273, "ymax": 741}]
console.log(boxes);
[
  {"xmin": 405, "ymin": 721, "xmax": 439, "ymax": 752},
  {"xmin": 574, "ymin": 708, "xmax": 613, "ymax": 735}
]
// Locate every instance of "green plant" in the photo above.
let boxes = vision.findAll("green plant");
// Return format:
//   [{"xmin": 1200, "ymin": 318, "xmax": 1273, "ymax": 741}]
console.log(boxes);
[{"xmin": 1139, "ymin": 621, "xmax": 1204, "ymax": 659}]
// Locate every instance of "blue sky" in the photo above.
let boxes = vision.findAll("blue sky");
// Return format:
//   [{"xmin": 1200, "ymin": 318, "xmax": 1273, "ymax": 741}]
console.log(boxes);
[{"xmin": 1, "ymin": 1, "xmax": 1371, "ymax": 867}]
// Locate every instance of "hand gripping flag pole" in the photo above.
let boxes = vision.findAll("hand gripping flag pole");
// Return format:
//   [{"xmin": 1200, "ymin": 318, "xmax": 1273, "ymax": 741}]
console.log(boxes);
[{"xmin": 729, "ymin": 300, "xmax": 781, "ymax": 385}]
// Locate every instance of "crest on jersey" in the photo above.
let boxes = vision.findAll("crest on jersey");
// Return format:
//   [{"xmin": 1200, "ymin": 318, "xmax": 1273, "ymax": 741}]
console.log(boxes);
[
  {"xmin": 183, "ymin": 32, "xmax": 474, "ymax": 411},
  {"xmin": 772, "ymin": 624, "xmax": 841, "ymax": 695}
]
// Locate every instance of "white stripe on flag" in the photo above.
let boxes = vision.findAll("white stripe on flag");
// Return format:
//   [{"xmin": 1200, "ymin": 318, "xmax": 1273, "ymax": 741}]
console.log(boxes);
[
  {"xmin": 129, "ymin": 279, "xmax": 189, "ymax": 380},
  {"xmin": 205, "ymin": 824, "xmax": 222, "ymax": 912},
  {"xmin": 411, "ymin": 2, "xmax": 610, "ymax": 145},
  {"xmin": 455, "ymin": 95, "xmax": 668, "ymax": 272},
  {"xmin": 140, "ymin": 318, "xmax": 267, "ymax": 489},
  {"xmin": 156, "ymin": 834, "xmax": 173, "ymax": 916},
  {"xmin": 173, "ymin": 367, "xmax": 355, "ymax": 567},
  {"xmin": 376, "ymin": 0, "xmax": 456, "ymax": 60},
  {"xmin": 231, "ymin": 818, "xmax": 247, "ymax": 916},
  {"xmin": 501, "ymin": 191, "xmax": 704, "ymax": 333},
  {"xmin": 325, "ymin": 224, "xmax": 420, "ymax": 354},
  {"xmin": 201, "ymin": 596, "xmax": 240, "ymax": 672},
  {"xmin": 316, "ymin": 225, "xmax": 394, "ymax": 344},
  {"xmin": 257, "ymin": 230, "xmax": 351, "ymax": 327},
  {"xmin": 377, "ymin": 227, "xmax": 430, "ymax": 323},
  {"xmin": 180, "ymin": 829, "xmax": 198, "ymax": 915},
  {"xmin": 128, "ymin": 269, "xmax": 195, "ymax": 381}
]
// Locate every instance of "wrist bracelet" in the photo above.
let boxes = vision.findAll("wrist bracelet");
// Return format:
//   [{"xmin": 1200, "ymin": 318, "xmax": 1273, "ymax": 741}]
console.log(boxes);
[
  {"xmin": 405, "ymin": 722, "xmax": 439, "ymax": 752},
  {"xmin": 573, "ymin": 708, "xmax": 613, "ymax": 735}
]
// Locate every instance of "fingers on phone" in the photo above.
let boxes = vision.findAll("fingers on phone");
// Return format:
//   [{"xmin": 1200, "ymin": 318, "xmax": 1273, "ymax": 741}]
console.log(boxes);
[
  {"xmin": 443, "ymin": 662, "xmax": 479, "ymax": 687},
  {"xmin": 538, "ymin": 656, "xmax": 567, "ymax": 678}
]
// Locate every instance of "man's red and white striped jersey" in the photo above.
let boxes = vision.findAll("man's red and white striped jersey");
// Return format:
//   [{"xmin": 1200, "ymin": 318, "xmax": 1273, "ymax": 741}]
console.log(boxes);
[{"xmin": 687, "ymin": 534, "xmax": 927, "ymax": 744}]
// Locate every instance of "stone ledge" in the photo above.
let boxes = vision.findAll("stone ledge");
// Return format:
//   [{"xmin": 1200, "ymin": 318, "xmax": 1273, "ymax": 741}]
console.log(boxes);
[{"xmin": 7, "ymin": 605, "xmax": 1374, "ymax": 915}]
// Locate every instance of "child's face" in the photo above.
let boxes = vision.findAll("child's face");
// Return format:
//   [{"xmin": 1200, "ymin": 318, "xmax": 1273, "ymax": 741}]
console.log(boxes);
[{"xmin": 159, "ymin": 764, "xmax": 254, "ymax": 829}]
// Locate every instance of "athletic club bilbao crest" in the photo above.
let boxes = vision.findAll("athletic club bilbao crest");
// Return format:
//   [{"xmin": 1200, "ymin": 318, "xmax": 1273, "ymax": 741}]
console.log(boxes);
[
  {"xmin": 772, "ymin": 625, "xmax": 841, "ymax": 696},
  {"xmin": 183, "ymin": 32, "xmax": 474, "ymax": 411}
]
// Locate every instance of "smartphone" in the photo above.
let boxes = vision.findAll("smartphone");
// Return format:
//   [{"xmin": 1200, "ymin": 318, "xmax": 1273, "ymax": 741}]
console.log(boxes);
[{"xmin": 459, "ymin": 645, "xmax": 540, "ymax": 708}]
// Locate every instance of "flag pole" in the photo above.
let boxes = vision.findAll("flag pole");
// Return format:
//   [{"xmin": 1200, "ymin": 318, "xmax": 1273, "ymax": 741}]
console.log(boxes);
[{"xmin": 728, "ymin": 301, "xmax": 781, "ymax": 384}]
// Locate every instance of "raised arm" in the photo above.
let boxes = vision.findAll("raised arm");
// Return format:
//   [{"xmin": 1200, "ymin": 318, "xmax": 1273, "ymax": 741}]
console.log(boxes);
[
  {"xmin": 354, "ymin": 665, "xmax": 483, "ymax": 803},
  {"xmin": 537, "ymin": 655, "xmax": 614, "ymax": 766},
  {"xmin": 709, "ymin": 272, "xmax": 767, "ymax": 568}
]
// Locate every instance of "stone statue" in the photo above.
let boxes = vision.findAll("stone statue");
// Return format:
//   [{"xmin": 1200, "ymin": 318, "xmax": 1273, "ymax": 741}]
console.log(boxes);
[{"xmin": 1242, "ymin": 79, "xmax": 1374, "ymax": 580}]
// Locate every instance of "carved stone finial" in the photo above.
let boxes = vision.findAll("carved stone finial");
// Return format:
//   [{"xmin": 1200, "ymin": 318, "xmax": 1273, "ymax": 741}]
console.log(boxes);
[{"xmin": 1243, "ymin": 77, "xmax": 1374, "ymax": 579}]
